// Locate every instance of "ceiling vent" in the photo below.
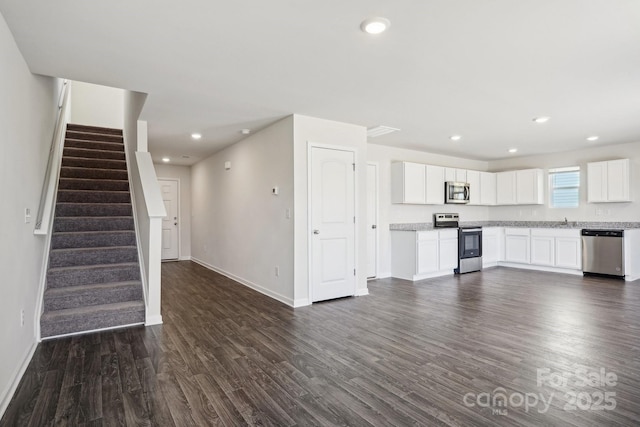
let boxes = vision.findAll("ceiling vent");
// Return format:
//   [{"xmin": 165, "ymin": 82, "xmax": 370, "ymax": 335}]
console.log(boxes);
[{"xmin": 367, "ymin": 125, "xmax": 400, "ymax": 138}]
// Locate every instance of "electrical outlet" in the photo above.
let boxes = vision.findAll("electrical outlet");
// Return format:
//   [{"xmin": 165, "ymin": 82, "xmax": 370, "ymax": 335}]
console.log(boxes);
[
  {"xmin": 275, "ymin": 266, "xmax": 279, "ymax": 277},
  {"xmin": 20, "ymin": 309, "xmax": 24, "ymax": 327},
  {"xmin": 285, "ymin": 208, "xmax": 291, "ymax": 219},
  {"xmin": 24, "ymin": 208, "xmax": 31, "ymax": 224}
]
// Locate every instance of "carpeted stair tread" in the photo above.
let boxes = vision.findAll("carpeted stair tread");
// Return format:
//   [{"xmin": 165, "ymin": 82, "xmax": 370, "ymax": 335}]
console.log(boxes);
[
  {"xmin": 63, "ymin": 147, "xmax": 125, "ymax": 160},
  {"xmin": 49, "ymin": 246, "xmax": 138, "ymax": 268},
  {"xmin": 58, "ymin": 178, "xmax": 130, "ymax": 191},
  {"xmin": 62, "ymin": 156, "xmax": 127, "ymax": 170},
  {"xmin": 44, "ymin": 281, "xmax": 143, "ymax": 311},
  {"xmin": 52, "ymin": 230, "xmax": 136, "ymax": 249},
  {"xmin": 60, "ymin": 166, "xmax": 128, "ymax": 180},
  {"xmin": 64, "ymin": 139, "xmax": 125, "ymax": 152},
  {"xmin": 55, "ymin": 202, "xmax": 132, "ymax": 217},
  {"xmin": 40, "ymin": 301, "xmax": 145, "ymax": 338},
  {"xmin": 47, "ymin": 262, "xmax": 140, "ymax": 288},
  {"xmin": 65, "ymin": 130, "xmax": 123, "ymax": 143},
  {"xmin": 53, "ymin": 216, "xmax": 134, "ymax": 232},
  {"xmin": 67, "ymin": 123, "xmax": 123, "ymax": 135},
  {"xmin": 57, "ymin": 189, "xmax": 131, "ymax": 204}
]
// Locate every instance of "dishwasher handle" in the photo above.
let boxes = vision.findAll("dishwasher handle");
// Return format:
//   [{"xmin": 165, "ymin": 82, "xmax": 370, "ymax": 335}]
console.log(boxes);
[{"xmin": 581, "ymin": 229, "xmax": 624, "ymax": 238}]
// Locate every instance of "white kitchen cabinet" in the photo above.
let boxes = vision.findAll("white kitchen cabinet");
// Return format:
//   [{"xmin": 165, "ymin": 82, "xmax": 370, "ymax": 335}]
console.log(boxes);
[
  {"xmin": 425, "ymin": 165, "xmax": 445, "ymax": 205},
  {"xmin": 391, "ymin": 230, "xmax": 458, "ymax": 280},
  {"xmin": 445, "ymin": 168, "xmax": 467, "ymax": 183},
  {"xmin": 530, "ymin": 234, "xmax": 555, "ymax": 266},
  {"xmin": 587, "ymin": 159, "xmax": 630, "ymax": 203},
  {"xmin": 466, "ymin": 170, "xmax": 481, "ymax": 205},
  {"xmin": 438, "ymin": 229, "xmax": 459, "ymax": 270},
  {"xmin": 516, "ymin": 169, "xmax": 544, "ymax": 205},
  {"xmin": 504, "ymin": 228, "xmax": 530, "ymax": 263},
  {"xmin": 496, "ymin": 169, "xmax": 543, "ymax": 205},
  {"xmin": 391, "ymin": 162, "xmax": 426, "ymax": 204},
  {"xmin": 552, "ymin": 229, "xmax": 582, "ymax": 270},
  {"xmin": 417, "ymin": 232, "xmax": 439, "ymax": 274},
  {"xmin": 482, "ymin": 227, "xmax": 502, "ymax": 267},
  {"xmin": 496, "ymin": 171, "xmax": 517, "ymax": 205},
  {"xmin": 479, "ymin": 172, "xmax": 497, "ymax": 206}
]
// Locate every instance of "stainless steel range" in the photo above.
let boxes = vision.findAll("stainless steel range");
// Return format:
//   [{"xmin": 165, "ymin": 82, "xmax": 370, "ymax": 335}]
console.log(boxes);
[{"xmin": 433, "ymin": 213, "xmax": 483, "ymax": 274}]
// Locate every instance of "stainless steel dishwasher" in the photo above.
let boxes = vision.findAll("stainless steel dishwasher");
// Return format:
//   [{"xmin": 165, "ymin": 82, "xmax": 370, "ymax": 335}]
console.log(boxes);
[{"xmin": 581, "ymin": 229, "xmax": 625, "ymax": 277}]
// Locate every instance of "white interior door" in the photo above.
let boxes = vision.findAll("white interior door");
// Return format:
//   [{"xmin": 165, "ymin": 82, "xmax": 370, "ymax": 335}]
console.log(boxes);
[
  {"xmin": 310, "ymin": 146, "xmax": 356, "ymax": 302},
  {"xmin": 159, "ymin": 179, "xmax": 179, "ymax": 260},
  {"xmin": 366, "ymin": 163, "xmax": 378, "ymax": 278}
]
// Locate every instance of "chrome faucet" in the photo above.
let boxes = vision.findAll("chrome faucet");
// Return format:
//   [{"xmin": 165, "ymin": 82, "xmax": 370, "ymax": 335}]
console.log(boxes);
[{"xmin": 564, "ymin": 217, "xmax": 568, "ymax": 225}]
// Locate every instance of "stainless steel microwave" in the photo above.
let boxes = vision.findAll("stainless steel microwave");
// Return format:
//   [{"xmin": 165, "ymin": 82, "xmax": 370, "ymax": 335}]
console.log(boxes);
[{"xmin": 445, "ymin": 181, "xmax": 470, "ymax": 204}]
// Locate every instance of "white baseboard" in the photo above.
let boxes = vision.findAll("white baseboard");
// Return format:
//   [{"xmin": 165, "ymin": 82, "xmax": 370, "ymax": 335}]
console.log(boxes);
[
  {"xmin": 293, "ymin": 298, "xmax": 311, "ymax": 307},
  {"xmin": 191, "ymin": 258, "xmax": 295, "ymax": 307},
  {"xmin": 0, "ymin": 341, "xmax": 37, "ymax": 420},
  {"xmin": 145, "ymin": 315, "xmax": 163, "ymax": 326},
  {"xmin": 355, "ymin": 288, "xmax": 369, "ymax": 296},
  {"xmin": 497, "ymin": 262, "xmax": 583, "ymax": 276},
  {"xmin": 179, "ymin": 256, "xmax": 191, "ymax": 261},
  {"xmin": 376, "ymin": 272, "xmax": 392, "ymax": 279}
]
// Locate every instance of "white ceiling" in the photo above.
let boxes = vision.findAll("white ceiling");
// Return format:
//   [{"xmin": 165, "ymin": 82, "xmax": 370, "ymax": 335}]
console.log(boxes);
[{"xmin": 2, "ymin": 0, "xmax": 640, "ymax": 165}]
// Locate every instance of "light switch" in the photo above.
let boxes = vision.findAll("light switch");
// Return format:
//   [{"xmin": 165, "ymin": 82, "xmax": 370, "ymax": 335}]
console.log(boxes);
[
  {"xmin": 224, "ymin": 161, "xmax": 231, "ymax": 170},
  {"xmin": 272, "ymin": 186, "xmax": 279, "ymax": 195}
]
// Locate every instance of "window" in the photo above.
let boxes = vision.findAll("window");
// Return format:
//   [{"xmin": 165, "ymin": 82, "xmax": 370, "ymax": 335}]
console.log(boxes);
[{"xmin": 549, "ymin": 166, "xmax": 580, "ymax": 208}]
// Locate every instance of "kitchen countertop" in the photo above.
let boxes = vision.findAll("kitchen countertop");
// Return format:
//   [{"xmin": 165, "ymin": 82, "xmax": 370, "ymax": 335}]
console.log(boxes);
[{"xmin": 390, "ymin": 221, "xmax": 640, "ymax": 231}]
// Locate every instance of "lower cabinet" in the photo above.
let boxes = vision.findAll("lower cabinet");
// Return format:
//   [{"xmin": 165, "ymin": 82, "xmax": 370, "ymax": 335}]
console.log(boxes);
[
  {"xmin": 417, "ymin": 233, "xmax": 439, "ymax": 274},
  {"xmin": 506, "ymin": 228, "xmax": 582, "ymax": 271},
  {"xmin": 504, "ymin": 228, "xmax": 530, "ymax": 264},
  {"xmin": 482, "ymin": 227, "xmax": 502, "ymax": 267},
  {"xmin": 391, "ymin": 230, "xmax": 458, "ymax": 280}
]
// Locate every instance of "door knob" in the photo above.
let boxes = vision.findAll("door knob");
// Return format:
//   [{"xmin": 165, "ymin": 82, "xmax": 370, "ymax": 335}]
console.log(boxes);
[
  {"xmin": 174, "ymin": 222, "xmax": 178, "ymax": 226},
  {"xmin": 313, "ymin": 229, "xmax": 320, "ymax": 235},
  {"xmin": 372, "ymin": 225, "xmax": 377, "ymax": 229}
]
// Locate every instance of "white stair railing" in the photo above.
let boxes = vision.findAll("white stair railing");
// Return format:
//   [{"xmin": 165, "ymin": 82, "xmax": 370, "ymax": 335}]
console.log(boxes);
[{"xmin": 34, "ymin": 79, "xmax": 70, "ymax": 235}]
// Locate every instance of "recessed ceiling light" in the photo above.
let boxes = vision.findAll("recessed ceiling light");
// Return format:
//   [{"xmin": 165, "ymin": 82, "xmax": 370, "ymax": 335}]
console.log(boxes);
[
  {"xmin": 181, "ymin": 155, "xmax": 191, "ymax": 159},
  {"xmin": 508, "ymin": 148, "xmax": 518, "ymax": 153},
  {"xmin": 532, "ymin": 116, "xmax": 550, "ymax": 124},
  {"xmin": 162, "ymin": 157, "xmax": 170, "ymax": 162},
  {"xmin": 191, "ymin": 133, "xmax": 202, "ymax": 140},
  {"xmin": 360, "ymin": 17, "xmax": 390, "ymax": 34},
  {"xmin": 450, "ymin": 135, "xmax": 462, "ymax": 141},
  {"xmin": 240, "ymin": 129, "xmax": 251, "ymax": 135},
  {"xmin": 586, "ymin": 136, "xmax": 599, "ymax": 141}
]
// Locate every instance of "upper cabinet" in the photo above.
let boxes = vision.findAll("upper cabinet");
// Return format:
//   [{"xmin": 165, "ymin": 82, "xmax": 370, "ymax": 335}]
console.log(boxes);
[
  {"xmin": 392, "ymin": 162, "xmax": 445, "ymax": 205},
  {"xmin": 391, "ymin": 162, "xmax": 426, "ymax": 204},
  {"xmin": 425, "ymin": 165, "xmax": 445, "ymax": 205},
  {"xmin": 516, "ymin": 169, "xmax": 544, "ymax": 205},
  {"xmin": 496, "ymin": 169, "xmax": 544, "ymax": 205},
  {"xmin": 445, "ymin": 168, "xmax": 467, "ymax": 183},
  {"xmin": 466, "ymin": 170, "xmax": 481, "ymax": 205},
  {"xmin": 496, "ymin": 171, "xmax": 517, "ymax": 205},
  {"xmin": 587, "ymin": 159, "xmax": 631, "ymax": 203},
  {"xmin": 479, "ymin": 172, "xmax": 497, "ymax": 205}
]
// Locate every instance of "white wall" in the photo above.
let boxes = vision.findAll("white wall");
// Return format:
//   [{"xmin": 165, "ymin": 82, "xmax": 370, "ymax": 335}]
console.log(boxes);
[
  {"xmin": 154, "ymin": 163, "xmax": 192, "ymax": 260},
  {"xmin": 70, "ymin": 81, "xmax": 124, "ymax": 129},
  {"xmin": 366, "ymin": 144, "xmax": 491, "ymax": 277},
  {"xmin": 488, "ymin": 141, "xmax": 640, "ymax": 222},
  {"xmin": 0, "ymin": 13, "xmax": 59, "ymax": 417},
  {"xmin": 293, "ymin": 114, "xmax": 368, "ymax": 303},
  {"xmin": 191, "ymin": 116, "xmax": 295, "ymax": 305}
]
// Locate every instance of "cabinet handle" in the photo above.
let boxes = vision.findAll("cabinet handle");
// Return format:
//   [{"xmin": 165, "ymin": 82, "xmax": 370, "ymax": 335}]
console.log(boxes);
[{"xmin": 313, "ymin": 229, "xmax": 320, "ymax": 235}]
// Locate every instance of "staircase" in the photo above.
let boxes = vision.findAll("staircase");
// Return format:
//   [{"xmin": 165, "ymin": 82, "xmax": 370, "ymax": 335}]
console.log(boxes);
[{"xmin": 40, "ymin": 124, "xmax": 145, "ymax": 338}]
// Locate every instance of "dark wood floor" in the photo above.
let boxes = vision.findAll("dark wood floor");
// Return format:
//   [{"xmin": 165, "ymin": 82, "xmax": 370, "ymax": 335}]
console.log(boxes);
[{"xmin": 2, "ymin": 262, "xmax": 640, "ymax": 426}]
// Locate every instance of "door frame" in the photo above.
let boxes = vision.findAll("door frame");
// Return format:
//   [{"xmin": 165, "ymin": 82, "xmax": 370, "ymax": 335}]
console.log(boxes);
[
  {"xmin": 307, "ymin": 142, "xmax": 359, "ymax": 303},
  {"xmin": 157, "ymin": 177, "xmax": 181, "ymax": 261},
  {"xmin": 367, "ymin": 161, "xmax": 379, "ymax": 279}
]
